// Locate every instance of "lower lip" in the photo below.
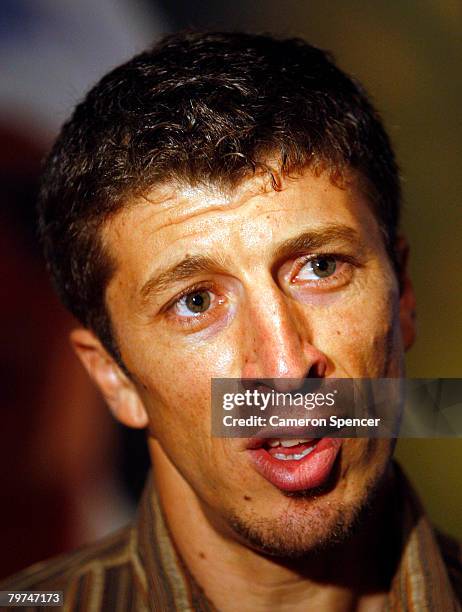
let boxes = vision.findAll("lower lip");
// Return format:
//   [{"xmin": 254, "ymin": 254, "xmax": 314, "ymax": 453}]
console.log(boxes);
[{"xmin": 247, "ymin": 438, "xmax": 342, "ymax": 492}]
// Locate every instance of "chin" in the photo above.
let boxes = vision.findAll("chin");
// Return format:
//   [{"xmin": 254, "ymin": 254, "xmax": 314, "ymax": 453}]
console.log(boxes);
[{"xmin": 226, "ymin": 458, "xmax": 389, "ymax": 558}]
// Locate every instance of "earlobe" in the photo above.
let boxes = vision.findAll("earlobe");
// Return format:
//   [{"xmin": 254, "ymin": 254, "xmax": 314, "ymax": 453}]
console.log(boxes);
[
  {"xmin": 395, "ymin": 237, "xmax": 417, "ymax": 351},
  {"xmin": 69, "ymin": 328, "xmax": 149, "ymax": 429}
]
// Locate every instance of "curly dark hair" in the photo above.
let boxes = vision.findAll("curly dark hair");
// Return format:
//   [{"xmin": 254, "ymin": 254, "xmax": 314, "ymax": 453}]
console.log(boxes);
[{"xmin": 38, "ymin": 30, "xmax": 401, "ymax": 367}]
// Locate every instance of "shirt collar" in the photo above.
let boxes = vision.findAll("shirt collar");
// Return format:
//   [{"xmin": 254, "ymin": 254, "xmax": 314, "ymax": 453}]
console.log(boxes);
[
  {"xmin": 385, "ymin": 463, "xmax": 459, "ymax": 610},
  {"xmin": 135, "ymin": 472, "xmax": 215, "ymax": 610}
]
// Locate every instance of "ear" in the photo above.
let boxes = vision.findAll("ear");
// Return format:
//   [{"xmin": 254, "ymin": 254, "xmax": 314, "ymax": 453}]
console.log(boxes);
[
  {"xmin": 70, "ymin": 328, "xmax": 148, "ymax": 428},
  {"xmin": 395, "ymin": 236, "xmax": 417, "ymax": 351}
]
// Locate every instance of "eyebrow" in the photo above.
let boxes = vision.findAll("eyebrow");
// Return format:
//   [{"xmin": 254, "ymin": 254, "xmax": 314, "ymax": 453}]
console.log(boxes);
[
  {"xmin": 139, "ymin": 224, "xmax": 364, "ymax": 301},
  {"xmin": 273, "ymin": 224, "xmax": 363, "ymax": 262},
  {"xmin": 140, "ymin": 255, "xmax": 228, "ymax": 301}
]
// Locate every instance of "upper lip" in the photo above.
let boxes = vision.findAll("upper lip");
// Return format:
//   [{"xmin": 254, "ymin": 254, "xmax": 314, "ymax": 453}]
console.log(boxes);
[{"xmin": 245, "ymin": 437, "xmax": 268, "ymax": 450}]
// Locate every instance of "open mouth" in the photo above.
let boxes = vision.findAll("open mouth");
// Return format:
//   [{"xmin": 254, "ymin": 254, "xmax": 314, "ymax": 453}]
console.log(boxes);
[
  {"xmin": 246, "ymin": 437, "xmax": 342, "ymax": 492},
  {"xmin": 266, "ymin": 438, "xmax": 318, "ymax": 460}
]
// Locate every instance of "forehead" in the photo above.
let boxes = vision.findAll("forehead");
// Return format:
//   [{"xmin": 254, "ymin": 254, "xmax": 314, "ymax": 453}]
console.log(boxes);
[{"xmin": 103, "ymin": 169, "xmax": 384, "ymax": 292}]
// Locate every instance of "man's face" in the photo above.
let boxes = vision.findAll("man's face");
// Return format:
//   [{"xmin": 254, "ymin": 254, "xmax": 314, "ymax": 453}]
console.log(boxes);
[{"xmin": 101, "ymin": 168, "xmax": 412, "ymax": 555}]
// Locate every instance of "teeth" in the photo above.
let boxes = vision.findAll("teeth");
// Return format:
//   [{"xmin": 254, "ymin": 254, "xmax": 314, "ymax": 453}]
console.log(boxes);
[
  {"xmin": 280, "ymin": 438, "xmax": 312, "ymax": 448},
  {"xmin": 267, "ymin": 438, "xmax": 313, "ymax": 449},
  {"xmin": 273, "ymin": 446, "xmax": 315, "ymax": 461}
]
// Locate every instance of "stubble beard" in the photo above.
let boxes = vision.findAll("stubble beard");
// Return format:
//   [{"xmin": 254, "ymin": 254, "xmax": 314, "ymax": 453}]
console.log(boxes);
[{"xmin": 225, "ymin": 461, "xmax": 390, "ymax": 559}]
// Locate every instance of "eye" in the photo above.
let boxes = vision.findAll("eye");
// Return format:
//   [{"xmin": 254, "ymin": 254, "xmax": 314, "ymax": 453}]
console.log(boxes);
[
  {"xmin": 295, "ymin": 256, "xmax": 338, "ymax": 281},
  {"xmin": 175, "ymin": 289, "xmax": 213, "ymax": 316}
]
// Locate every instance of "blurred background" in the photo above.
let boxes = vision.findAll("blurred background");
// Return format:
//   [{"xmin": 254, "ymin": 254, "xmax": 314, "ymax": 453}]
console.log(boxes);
[{"xmin": 0, "ymin": 0, "xmax": 460, "ymax": 579}]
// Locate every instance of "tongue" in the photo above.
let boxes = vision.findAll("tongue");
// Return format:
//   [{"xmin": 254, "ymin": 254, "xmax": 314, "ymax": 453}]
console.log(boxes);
[{"xmin": 267, "ymin": 442, "xmax": 315, "ymax": 457}]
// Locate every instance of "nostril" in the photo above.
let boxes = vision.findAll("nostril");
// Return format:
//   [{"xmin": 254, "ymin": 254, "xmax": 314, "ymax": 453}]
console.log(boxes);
[{"xmin": 308, "ymin": 360, "xmax": 327, "ymax": 378}]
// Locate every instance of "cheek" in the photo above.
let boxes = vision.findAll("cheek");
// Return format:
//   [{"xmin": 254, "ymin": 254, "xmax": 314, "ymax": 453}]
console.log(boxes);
[
  {"xmin": 127, "ymin": 331, "xmax": 238, "ymax": 438},
  {"xmin": 310, "ymin": 282, "xmax": 401, "ymax": 376},
  {"xmin": 337, "ymin": 439, "xmax": 393, "ymax": 500},
  {"xmin": 133, "ymin": 338, "xmax": 240, "ymax": 492}
]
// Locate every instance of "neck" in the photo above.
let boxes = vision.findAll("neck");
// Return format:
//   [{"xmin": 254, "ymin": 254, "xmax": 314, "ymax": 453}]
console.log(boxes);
[{"xmin": 151, "ymin": 443, "xmax": 400, "ymax": 612}]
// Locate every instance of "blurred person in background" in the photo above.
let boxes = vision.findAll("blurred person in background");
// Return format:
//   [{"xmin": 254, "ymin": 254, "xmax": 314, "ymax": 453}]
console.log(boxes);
[
  {"xmin": 0, "ymin": 0, "xmax": 162, "ymax": 580},
  {"xmin": 1, "ymin": 31, "xmax": 461, "ymax": 611}
]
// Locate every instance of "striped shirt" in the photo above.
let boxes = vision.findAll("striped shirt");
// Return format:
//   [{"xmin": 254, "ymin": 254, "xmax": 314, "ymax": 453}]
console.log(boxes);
[{"xmin": 1, "ymin": 462, "xmax": 461, "ymax": 611}]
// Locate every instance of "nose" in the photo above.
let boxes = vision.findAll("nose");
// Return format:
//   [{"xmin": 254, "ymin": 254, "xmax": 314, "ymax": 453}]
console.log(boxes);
[{"xmin": 240, "ymin": 281, "xmax": 328, "ymax": 391}]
